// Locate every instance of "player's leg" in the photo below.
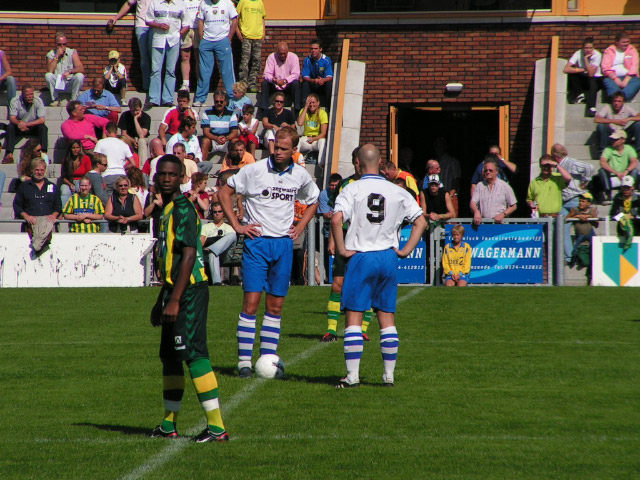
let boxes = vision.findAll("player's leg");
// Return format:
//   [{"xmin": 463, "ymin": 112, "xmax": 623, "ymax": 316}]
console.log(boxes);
[
  {"xmin": 236, "ymin": 237, "xmax": 270, "ymax": 376},
  {"xmin": 457, "ymin": 274, "xmax": 468, "ymax": 287},
  {"xmin": 188, "ymin": 358, "xmax": 228, "ymax": 442},
  {"xmin": 339, "ymin": 309, "xmax": 364, "ymax": 387},
  {"xmin": 322, "ymin": 252, "xmax": 346, "ymax": 341},
  {"xmin": 378, "ymin": 311, "xmax": 398, "ymax": 387},
  {"xmin": 260, "ymin": 237, "xmax": 293, "ymax": 357},
  {"xmin": 322, "ymin": 275, "xmax": 342, "ymax": 342},
  {"xmin": 151, "ymin": 359, "xmax": 184, "ymax": 438},
  {"xmin": 337, "ymin": 252, "xmax": 374, "ymax": 388},
  {"xmin": 371, "ymin": 249, "xmax": 400, "ymax": 386}
]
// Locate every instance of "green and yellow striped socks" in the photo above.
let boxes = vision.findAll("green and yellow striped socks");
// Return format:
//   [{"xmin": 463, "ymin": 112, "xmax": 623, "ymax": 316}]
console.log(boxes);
[{"xmin": 188, "ymin": 358, "xmax": 226, "ymax": 434}]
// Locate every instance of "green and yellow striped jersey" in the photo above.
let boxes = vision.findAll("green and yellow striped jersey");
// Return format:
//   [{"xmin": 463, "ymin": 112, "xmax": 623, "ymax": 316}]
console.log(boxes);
[
  {"xmin": 158, "ymin": 195, "xmax": 208, "ymax": 286},
  {"xmin": 62, "ymin": 193, "xmax": 105, "ymax": 233}
]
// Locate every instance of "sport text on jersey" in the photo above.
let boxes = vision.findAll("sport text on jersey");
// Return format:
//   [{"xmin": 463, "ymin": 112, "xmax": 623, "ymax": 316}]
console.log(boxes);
[{"xmin": 262, "ymin": 186, "xmax": 298, "ymax": 202}]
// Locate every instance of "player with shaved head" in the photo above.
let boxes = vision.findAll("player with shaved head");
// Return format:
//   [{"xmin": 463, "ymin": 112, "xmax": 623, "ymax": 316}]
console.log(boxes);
[{"xmin": 332, "ymin": 144, "xmax": 426, "ymax": 388}]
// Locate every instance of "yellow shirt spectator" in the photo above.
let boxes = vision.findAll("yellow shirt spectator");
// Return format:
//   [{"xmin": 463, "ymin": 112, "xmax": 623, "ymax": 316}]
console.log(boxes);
[
  {"xmin": 237, "ymin": 0, "xmax": 266, "ymax": 40},
  {"xmin": 300, "ymin": 108, "xmax": 329, "ymax": 137}
]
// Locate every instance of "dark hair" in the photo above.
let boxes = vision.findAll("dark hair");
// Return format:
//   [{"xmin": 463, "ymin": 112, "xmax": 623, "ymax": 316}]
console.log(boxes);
[
  {"xmin": 106, "ymin": 121, "xmax": 118, "ymax": 134},
  {"xmin": 178, "ymin": 116, "xmax": 197, "ymax": 132},
  {"xmin": 583, "ymin": 36, "xmax": 594, "ymax": 46},
  {"xmin": 191, "ymin": 172, "xmax": 207, "ymax": 186},
  {"xmin": 62, "ymin": 140, "xmax": 84, "ymax": 181},
  {"xmin": 612, "ymin": 91, "xmax": 625, "ymax": 101},
  {"xmin": 157, "ymin": 154, "xmax": 182, "ymax": 170},
  {"xmin": 351, "ymin": 145, "xmax": 362, "ymax": 164},
  {"xmin": 329, "ymin": 173, "xmax": 342, "ymax": 183},
  {"xmin": 310, "ymin": 38, "xmax": 323, "ymax": 49},
  {"xmin": 177, "ymin": 90, "xmax": 190, "ymax": 101},
  {"xmin": 128, "ymin": 97, "xmax": 142, "ymax": 110},
  {"xmin": 615, "ymin": 31, "xmax": 630, "ymax": 42},
  {"xmin": 242, "ymin": 104, "xmax": 255, "ymax": 115},
  {"xmin": 66, "ymin": 100, "xmax": 82, "ymax": 116},
  {"xmin": 18, "ymin": 138, "xmax": 43, "ymax": 177},
  {"xmin": 92, "ymin": 153, "xmax": 106, "ymax": 168}
]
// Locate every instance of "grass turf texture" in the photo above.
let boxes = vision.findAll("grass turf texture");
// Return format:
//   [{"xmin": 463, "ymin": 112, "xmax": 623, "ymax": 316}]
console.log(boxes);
[{"xmin": 1, "ymin": 286, "xmax": 639, "ymax": 479}]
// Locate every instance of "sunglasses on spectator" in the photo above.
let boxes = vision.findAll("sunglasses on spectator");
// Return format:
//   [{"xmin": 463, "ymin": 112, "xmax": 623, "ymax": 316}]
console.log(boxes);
[
  {"xmin": 214, "ymin": 100, "xmax": 225, "ymax": 104},
  {"xmin": 100, "ymin": 163, "xmax": 108, "ymax": 166},
  {"xmin": 57, "ymin": 42, "xmax": 67, "ymax": 46},
  {"xmin": 117, "ymin": 184, "xmax": 129, "ymax": 188},
  {"xmin": 273, "ymin": 100, "xmax": 284, "ymax": 104},
  {"xmin": 212, "ymin": 210, "xmax": 223, "ymax": 214}
]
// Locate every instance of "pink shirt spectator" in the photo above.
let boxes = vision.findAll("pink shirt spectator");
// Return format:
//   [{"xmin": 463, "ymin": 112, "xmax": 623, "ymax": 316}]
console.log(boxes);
[
  {"xmin": 263, "ymin": 52, "xmax": 301, "ymax": 90},
  {"xmin": 601, "ymin": 44, "xmax": 639, "ymax": 79},
  {"xmin": 61, "ymin": 114, "xmax": 110, "ymax": 151}
]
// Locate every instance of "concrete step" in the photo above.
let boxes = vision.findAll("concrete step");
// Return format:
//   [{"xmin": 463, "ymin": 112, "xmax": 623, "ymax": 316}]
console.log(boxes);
[
  {"xmin": 565, "ymin": 116, "xmax": 598, "ymax": 131},
  {"xmin": 564, "ymin": 130, "xmax": 596, "ymax": 146}
]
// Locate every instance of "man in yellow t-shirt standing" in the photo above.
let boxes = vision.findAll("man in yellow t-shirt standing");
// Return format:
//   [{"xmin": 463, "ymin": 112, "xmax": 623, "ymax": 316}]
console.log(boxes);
[
  {"xmin": 236, "ymin": 0, "xmax": 266, "ymax": 93},
  {"xmin": 297, "ymin": 93, "xmax": 328, "ymax": 165}
]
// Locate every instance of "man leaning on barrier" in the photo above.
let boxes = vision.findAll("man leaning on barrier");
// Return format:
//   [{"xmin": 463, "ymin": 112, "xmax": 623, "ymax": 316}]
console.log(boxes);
[{"xmin": 470, "ymin": 155, "xmax": 517, "ymax": 226}]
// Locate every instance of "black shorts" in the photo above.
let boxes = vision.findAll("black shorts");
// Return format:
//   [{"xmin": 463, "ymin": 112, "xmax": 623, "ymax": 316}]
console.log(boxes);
[
  {"xmin": 332, "ymin": 252, "xmax": 347, "ymax": 278},
  {"xmin": 159, "ymin": 282, "xmax": 210, "ymax": 362}
]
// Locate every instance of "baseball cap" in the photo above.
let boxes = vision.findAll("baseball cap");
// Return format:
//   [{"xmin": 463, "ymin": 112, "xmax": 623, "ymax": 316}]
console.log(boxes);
[
  {"xmin": 609, "ymin": 129, "xmax": 628, "ymax": 140},
  {"xmin": 579, "ymin": 192, "xmax": 594, "ymax": 201},
  {"xmin": 108, "ymin": 50, "xmax": 120, "ymax": 60},
  {"xmin": 621, "ymin": 175, "xmax": 635, "ymax": 188},
  {"xmin": 427, "ymin": 174, "xmax": 440, "ymax": 184}
]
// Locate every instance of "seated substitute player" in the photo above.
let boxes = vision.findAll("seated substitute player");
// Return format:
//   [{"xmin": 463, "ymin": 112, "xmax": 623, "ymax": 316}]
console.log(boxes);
[
  {"xmin": 332, "ymin": 144, "xmax": 427, "ymax": 388},
  {"xmin": 149, "ymin": 154, "xmax": 228, "ymax": 443},
  {"xmin": 218, "ymin": 127, "xmax": 320, "ymax": 378},
  {"xmin": 442, "ymin": 224, "xmax": 472, "ymax": 287},
  {"xmin": 321, "ymin": 146, "xmax": 375, "ymax": 343}
]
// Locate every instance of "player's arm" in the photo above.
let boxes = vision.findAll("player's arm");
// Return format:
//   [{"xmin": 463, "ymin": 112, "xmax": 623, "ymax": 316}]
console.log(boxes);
[
  {"xmin": 218, "ymin": 183, "xmax": 261, "ymax": 238},
  {"xmin": 162, "ymin": 246, "xmax": 196, "ymax": 324},
  {"xmin": 288, "ymin": 202, "xmax": 318, "ymax": 240},
  {"xmin": 442, "ymin": 246, "xmax": 453, "ymax": 276},
  {"xmin": 395, "ymin": 215, "xmax": 427, "ymax": 258},
  {"xmin": 330, "ymin": 211, "xmax": 354, "ymax": 258}
]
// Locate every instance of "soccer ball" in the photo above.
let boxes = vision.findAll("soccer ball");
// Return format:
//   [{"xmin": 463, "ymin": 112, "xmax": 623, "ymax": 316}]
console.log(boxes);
[{"xmin": 255, "ymin": 354, "xmax": 285, "ymax": 379}]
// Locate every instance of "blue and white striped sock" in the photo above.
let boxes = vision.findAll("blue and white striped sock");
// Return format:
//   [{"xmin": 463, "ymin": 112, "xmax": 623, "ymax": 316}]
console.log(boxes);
[
  {"xmin": 259, "ymin": 312, "xmax": 281, "ymax": 356},
  {"xmin": 344, "ymin": 325, "xmax": 363, "ymax": 384},
  {"xmin": 380, "ymin": 326, "xmax": 399, "ymax": 383},
  {"xmin": 237, "ymin": 313, "xmax": 256, "ymax": 369}
]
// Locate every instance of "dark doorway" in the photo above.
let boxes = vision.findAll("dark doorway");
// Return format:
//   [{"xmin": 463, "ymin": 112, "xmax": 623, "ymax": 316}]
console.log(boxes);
[{"xmin": 397, "ymin": 107, "xmax": 501, "ymax": 217}]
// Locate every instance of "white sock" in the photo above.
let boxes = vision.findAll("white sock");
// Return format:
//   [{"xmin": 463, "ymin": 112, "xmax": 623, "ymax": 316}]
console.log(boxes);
[
  {"xmin": 380, "ymin": 326, "xmax": 399, "ymax": 383},
  {"xmin": 344, "ymin": 325, "xmax": 363, "ymax": 384}
]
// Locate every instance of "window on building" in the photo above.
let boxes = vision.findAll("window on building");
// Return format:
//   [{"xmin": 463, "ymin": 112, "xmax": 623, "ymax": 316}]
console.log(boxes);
[{"xmin": 350, "ymin": 0, "xmax": 552, "ymax": 13}]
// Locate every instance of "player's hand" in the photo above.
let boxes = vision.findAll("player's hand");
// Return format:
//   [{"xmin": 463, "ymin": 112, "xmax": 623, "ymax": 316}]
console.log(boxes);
[
  {"xmin": 473, "ymin": 211, "xmax": 482, "ymax": 226},
  {"xmin": 428, "ymin": 212, "xmax": 439, "ymax": 222},
  {"xmin": 338, "ymin": 247, "xmax": 355, "ymax": 258},
  {"xmin": 150, "ymin": 300, "xmax": 163, "ymax": 327},
  {"xmin": 394, "ymin": 246, "xmax": 412, "ymax": 258},
  {"xmin": 237, "ymin": 223, "xmax": 262, "ymax": 239},
  {"xmin": 45, "ymin": 214, "xmax": 58, "ymax": 224},
  {"xmin": 494, "ymin": 213, "xmax": 505, "ymax": 223},
  {"xmin": 161, "ymin": 299, "xmax": 179, "ymax": 324}
]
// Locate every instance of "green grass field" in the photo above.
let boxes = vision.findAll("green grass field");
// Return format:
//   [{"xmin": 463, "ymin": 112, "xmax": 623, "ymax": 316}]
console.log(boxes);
[{"xmin": 1, "ymin": 286, "xmax": 639, "ymax": 479}]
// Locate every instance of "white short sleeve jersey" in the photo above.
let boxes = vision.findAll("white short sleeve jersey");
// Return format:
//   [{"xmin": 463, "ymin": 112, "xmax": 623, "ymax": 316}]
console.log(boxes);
[
  {"xmin": 94, "ymin": 137, "xmax": 133, "ymax": 177},
  {"xmin": 227, "ymin": 157, "xmax": 320, "ymax": 237},
  {"xmin": 197, "ymin": 0, "xmax": 238, "ymax": 42},
  {"xmin": 334, "ymin": 174, "xmax": 423, "ymax": 252}
]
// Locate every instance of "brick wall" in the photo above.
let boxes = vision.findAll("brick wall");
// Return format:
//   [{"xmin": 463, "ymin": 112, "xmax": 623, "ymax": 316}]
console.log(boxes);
[{"xmin": 1, "ymin": 21, "xmax": 635, "ymax": 172}]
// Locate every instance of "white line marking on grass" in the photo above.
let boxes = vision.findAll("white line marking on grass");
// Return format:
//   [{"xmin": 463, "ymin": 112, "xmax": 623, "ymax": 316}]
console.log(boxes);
[
  {"xmin": 120, "ymin": 342, "xmax": 328, "ymax": 480},
  {"xmin": 121, "ymin": 289, "xmax": 422, "ymax": 480}
]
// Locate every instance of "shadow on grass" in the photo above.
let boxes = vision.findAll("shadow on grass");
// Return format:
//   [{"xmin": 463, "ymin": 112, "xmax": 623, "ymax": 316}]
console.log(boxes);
[
  {"xmin": 282, "ymin": 373, "xmax": 378, "ymax": 387},
  {"xmin": 74, "ymin": 422, "xmax": 150, "ymax": 436}
]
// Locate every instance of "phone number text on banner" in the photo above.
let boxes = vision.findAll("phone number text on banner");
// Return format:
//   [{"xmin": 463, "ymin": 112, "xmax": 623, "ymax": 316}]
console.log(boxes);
[{"xmin": 444, "ymin": 224, "xmax": 545, "ymax": 284}]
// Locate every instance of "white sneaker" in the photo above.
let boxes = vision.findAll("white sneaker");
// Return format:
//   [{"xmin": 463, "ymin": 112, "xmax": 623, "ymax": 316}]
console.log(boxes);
[
  {"xmin": 121, "ymin": 99, "xmax": 128, "ymax": 107},
  {"xmin": 575, "ymin": 93, "xmax": 585, "ymax": 104}
]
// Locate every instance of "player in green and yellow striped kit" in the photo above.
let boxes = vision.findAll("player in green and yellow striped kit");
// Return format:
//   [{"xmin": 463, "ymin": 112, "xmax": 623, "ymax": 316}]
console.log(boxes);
[
  {"xmin": 150, "ymin": 154, "xmax": 228, "ymax": 443},
  {"xmin": 321, "ymin": 147, "xmax": 373, "ymax": 342}
]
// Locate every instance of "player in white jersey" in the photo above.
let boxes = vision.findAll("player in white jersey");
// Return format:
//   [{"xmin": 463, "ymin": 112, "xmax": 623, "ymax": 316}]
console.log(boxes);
[
  {"xmin": 332, "ymin": 144, "xmax": 426, "ymax": 388},
  {"xmin": 219, "ymin": 127, "xmax": 320, "ymax": 377}
]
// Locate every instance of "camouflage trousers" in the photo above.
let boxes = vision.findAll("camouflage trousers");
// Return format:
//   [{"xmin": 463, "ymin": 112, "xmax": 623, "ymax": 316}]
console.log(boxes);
[{"xmin": 239, "ymin": 38, "xmax": 262, "ymax": 89}]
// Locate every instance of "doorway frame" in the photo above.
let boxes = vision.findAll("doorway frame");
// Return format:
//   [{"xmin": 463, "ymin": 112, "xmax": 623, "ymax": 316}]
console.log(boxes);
[{"xmin": 389, "ymin": 103, "xmax": 510, "ymax": 166}]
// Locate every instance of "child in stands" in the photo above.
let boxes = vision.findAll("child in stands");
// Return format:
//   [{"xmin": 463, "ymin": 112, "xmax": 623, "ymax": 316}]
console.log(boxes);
[
  {"xmin": 238, "ymin": 104, "xmax": 259, "ymax": 155},
  {"xmin": 442, "ymin": 224, "xmax": 472, "ymax": 287}
]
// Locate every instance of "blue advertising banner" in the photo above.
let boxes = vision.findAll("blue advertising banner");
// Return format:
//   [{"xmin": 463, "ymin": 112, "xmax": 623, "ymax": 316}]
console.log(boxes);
[
  {"xmin": 398, "ymin": 226, "xmax": 427, "ymax": 284},
  {"xmin": 444, "ymin": 224, "xmax": 545, "ymax": 284}
]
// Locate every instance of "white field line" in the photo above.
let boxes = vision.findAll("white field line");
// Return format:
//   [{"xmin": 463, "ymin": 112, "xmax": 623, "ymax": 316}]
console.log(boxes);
[{"xmin": 120, "ymin": 288, "xmax": 423, "ymax": 480}]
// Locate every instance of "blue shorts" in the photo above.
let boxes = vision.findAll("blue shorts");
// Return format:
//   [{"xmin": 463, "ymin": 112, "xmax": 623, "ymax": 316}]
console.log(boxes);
[
  {"xmin": 445, "ymin": 273, "xmax": 469, "ymax": 283},
  {"xmin": 242, "ymin": 236, "xmax": 293, "ymax": 297},
  {"xmin": 342, "ymin": 249, "xmax": 398, "ymax": 313}
]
